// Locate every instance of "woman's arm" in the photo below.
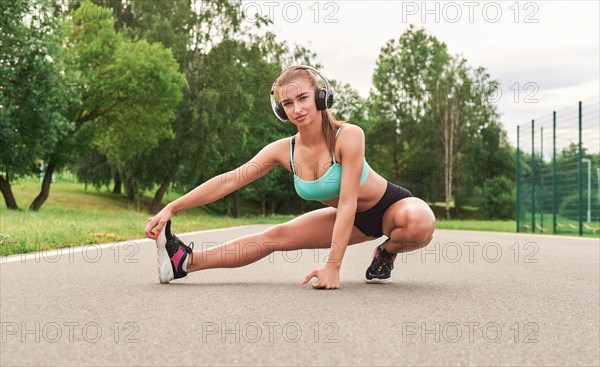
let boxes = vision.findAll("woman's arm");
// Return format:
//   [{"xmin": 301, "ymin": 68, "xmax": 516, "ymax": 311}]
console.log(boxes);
[
  {"xmin": 171, "ymin": 139, "xmax": 284, "ymax": 213},
  {"xmin": 302, "ymin": 125, "xmax": 366, "ymax": 289},
  {"xmin": 145, "ymin": 139, "xmax": 284, "ymax": 238},
  {"xmin": 167, "ymin": 173, "xmax": 241, "ymax": 214},
  {"xmin": 326, "ymin": 125, "xmax": 365, "ymax": 267}
]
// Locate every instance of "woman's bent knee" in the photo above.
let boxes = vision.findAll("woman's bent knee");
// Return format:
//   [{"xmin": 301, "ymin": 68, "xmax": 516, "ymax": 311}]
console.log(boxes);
[
  {"xmin": 262, "ymin": 224, "xmax": 297, "ymax": 251},
  {"xmin": 406, "ymin": 207, "xmax": 436, "ymax": 245},
  {"xmin": 263, "ymin": 224, "xmax": 283, "ymax": 242}
]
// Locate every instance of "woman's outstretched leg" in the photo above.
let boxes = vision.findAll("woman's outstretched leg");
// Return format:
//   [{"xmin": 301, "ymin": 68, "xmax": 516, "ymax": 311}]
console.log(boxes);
[
  {"xmin": 186, "ymin": 231, "xmax": 279, "ymax": 272},
  {"xmin": 184, "ymin": 206, "xmax": 375, "ymax": 274}
]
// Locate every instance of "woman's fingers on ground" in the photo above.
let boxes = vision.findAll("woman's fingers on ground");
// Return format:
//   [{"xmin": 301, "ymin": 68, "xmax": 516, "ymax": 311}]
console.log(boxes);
[{"xmin": 302, "ymin": 270, "xmax": 318, "ymax": 285}]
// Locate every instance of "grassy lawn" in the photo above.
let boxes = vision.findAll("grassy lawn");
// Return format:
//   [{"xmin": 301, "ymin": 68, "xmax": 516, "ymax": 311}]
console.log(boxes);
[
  {"xmin": 432, "ymin": 203, "xmax": 599, "ymax": 238},
  {"xmin": 516, "ymin": 209, "xmax": 599, "ymax": 235},
  {"xmin": 435, "ymin": 219, "xmax": 516, "ymax": 233},
  {"xmin": 0, "ymin": 177, "xmax": 294, "ymax": 256},
  {"xmin": 1, "ymin": 177, "xmax": 597, "ymax": 256}
]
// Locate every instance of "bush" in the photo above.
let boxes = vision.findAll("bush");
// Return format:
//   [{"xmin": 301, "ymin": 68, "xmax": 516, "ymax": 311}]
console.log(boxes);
[
  {"xmin": 478, "ymin": 176, "xmax": 515, "ymax": 220},
  {"xmin": 559, "ymin": 191, "xmax": 599, "ymax": 222}
]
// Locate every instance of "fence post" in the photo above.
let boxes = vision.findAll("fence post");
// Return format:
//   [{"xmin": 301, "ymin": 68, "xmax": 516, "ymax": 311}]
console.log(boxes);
[
  {"xmin": 540, "ymin": 126, "xmax": 544, "ymax": 232},
  {"xmin": 578, "ymin": 101, "xmax": 583, "ymax": 236},
  {"xmin": 516, "ymin": 126, "xmax": 520, "ymax": 233},
  {"xmin": 552, "ymin": 111, "xmax": 557, "ymax": 234},
  {"xmin": 531, "ymin": 119, "xmax": 535, "ymax": 233}
]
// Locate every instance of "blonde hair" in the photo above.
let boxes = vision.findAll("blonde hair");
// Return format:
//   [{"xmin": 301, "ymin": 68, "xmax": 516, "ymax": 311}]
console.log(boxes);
[{"xmin": 273, "ymin": 66, "xmax": 345, "ymax": 157}]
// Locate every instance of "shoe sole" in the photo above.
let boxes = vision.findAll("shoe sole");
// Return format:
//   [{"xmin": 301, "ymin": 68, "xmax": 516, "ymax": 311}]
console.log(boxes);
[
  {"xmin": 365, "ymin": 277, "xmax": 392, "ymax": 284},
  {"xmin": 365, "ymin": 244, "xmax": 393, "ymax": 284},
  {"xmin": 156, "ymin": 229, "xmax": 174, "ymax": 284}
]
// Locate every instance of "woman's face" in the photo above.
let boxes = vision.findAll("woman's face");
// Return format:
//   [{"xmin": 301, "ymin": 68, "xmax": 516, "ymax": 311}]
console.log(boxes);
[{"xmin": 277, "ymin": 77, "xmax": 319, "ymax": 125}]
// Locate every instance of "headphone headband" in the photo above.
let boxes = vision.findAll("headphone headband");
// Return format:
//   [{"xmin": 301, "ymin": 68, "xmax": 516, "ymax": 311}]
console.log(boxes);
[{"xmin": 270, "ymin": 65, "xmax": 335, "ymax": 122}]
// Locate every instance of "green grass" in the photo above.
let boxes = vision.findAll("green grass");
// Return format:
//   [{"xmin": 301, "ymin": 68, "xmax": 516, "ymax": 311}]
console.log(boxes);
[
  {"xmin": 435, "ymin": 219, "xmax": 516, "ymax": 233},
  {"xmin": 0, "ymin": 177, "xmax": 294, "ymax": 256},
  {"xmin": 518, "ymin": 212, "xmax": 600, "ymax": 237},
  {"xmin": 432, "ymin": 202, "xmax": 599, "ymax": 238},
  {"xmin": 2, "ymin": 177, "xmax": 597, "ymax": 256}
]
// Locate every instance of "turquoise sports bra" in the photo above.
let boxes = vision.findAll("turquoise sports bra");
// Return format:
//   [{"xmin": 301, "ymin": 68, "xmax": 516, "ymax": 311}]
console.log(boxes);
[{"xmin": 290, "ymin": 126, "xmax": 370, "ymax": 201}]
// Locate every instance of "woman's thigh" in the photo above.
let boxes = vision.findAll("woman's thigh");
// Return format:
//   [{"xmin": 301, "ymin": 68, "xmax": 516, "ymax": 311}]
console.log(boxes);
[{"xmin": 265, "ymin": 207, "xmax": 378, "ymax": 251}]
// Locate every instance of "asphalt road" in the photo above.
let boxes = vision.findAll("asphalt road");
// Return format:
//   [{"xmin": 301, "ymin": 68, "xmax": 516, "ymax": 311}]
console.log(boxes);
[{"xmin": 1, "ymin": 225, "xmax": 598, "ymax": 366}]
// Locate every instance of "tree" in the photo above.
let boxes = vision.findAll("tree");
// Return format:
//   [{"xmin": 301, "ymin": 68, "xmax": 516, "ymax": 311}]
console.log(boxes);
[
  {"xmin": 329, "ymin": 80, "xmax": 367, "ymax": 126},
  {"xmin": 455, "ymin": 67, "xmax": 512, "ymax": 213},
  {"xmin": 479, "ymin": 176, "xmax": 515, "ymax": 220},
  {"xmin": 368, "ymin": 25, "xmax": 450, "ymax": 200},
  {"xmin": 368, "ymin": 26, "xmax": 508, "ymax": 219},
  {"xmin": 29, "ymin": 1, "xmax": 184, "ymax": 211},
  {"xmin": 83, "ymin": 0, "xmax": 258, "ymax": 213},
  {"xmin": 433, "ymin": 55, "xmax": 469, "ymax": 219},
  {"xmin": 0, "ymin": 0, "xmax": 75, "ymax": 210}
]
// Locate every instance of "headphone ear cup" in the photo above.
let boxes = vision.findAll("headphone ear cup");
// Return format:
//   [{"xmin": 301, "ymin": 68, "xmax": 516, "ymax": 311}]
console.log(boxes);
[
  {"xmin": 315, "ymin": 88, "xmax": 327, "ymax": 110},
  {"xmin": 326, "ymin": 91, "xmax": 334, "ymax": 109},
  {"xmin": 275, "ymin": 102, "xmax": 288, "ymax": 121}
]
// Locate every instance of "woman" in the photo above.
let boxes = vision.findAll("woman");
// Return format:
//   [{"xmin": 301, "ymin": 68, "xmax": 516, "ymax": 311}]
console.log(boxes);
[{"xmin": 145, "ymin": 65, "xmax": 436, "ymax": 289}]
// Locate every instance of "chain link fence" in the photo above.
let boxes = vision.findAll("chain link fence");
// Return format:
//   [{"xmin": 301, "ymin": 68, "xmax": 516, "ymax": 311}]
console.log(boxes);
[{"xmin": 516, "ymin": 97, "xmax": 600, "ymax": 236}]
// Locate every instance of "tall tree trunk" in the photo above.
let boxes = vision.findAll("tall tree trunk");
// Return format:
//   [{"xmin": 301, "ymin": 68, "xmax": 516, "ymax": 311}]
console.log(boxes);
[
  {"xmin": 0, "ymin": 175, "xmax": 19, "ymax": 210},
  {"xmin": 454, "ymin": 191, "xmax": 463, "ymax": 218},
  {"xmin": 443, "ymin": 105, "xmax": 451, "ymax": 220},
  {"xmin": 451, "ymin": 103, "xmax": 459, "ymax": 219},
  {"xmin": 149, "ymin": 178, "xmax": 170, "ymax": 214},
  {"xmin": 261, "ymin": 198, "xmax": 266, "ymax": 216},
  {"xmin": 231, "ymin": 191, "xmax": 239, "ymax": 218},
  {"xmin": 124, "ymin": 176, "xmax": 136, "ymax": 200},
  {"xmin": 393, "ymin": 118, "xmax": 400, "ymax": 183},
  {"xmin": 30, "ymin": 160, "xmax": 56, "ymax": 211},
  {"xmin": 441, "ymin": 97, "xmax": 461, "ymax": 220},
  {"xmin": 112, "ymin": 170, "xmax": 122, "ymax": 194},
  {"xmin": 270, "ymin": 200, "xmax": 277, "ymax": 215},
  {"xmin": 448, "ymin": 104, "xmax": 455, "ymax": 220}
]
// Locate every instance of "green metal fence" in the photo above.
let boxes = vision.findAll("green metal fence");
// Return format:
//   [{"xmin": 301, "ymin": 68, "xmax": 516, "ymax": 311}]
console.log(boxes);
[{"xmin": 516, "ymin": 97, "xmax": 600, "ymax": 236}]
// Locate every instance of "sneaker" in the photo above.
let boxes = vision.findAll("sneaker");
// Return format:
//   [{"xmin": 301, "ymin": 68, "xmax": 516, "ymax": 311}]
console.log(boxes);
[
  {"xmin": 156, "ymin": 220, "xmax": 194, "ymax": 284},
  {"xmin": 365, "ymin": 242, "xmax": 397, "ymax": 283}
]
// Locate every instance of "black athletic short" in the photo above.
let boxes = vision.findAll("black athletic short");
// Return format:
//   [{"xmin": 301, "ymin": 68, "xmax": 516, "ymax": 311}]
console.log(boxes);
[{"xmin": 353, "ymin": 181, "xmax": 413, "ymax": 238}]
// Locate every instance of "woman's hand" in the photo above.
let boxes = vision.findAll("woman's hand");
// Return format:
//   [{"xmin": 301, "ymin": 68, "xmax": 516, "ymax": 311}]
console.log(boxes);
[
  {"xmin": 144, "ymin": 205, "xmax": 174, "ymax": 240},
  {"xmin": 301, "ymin": 265, "xmax": 340, "ymax": 289}
]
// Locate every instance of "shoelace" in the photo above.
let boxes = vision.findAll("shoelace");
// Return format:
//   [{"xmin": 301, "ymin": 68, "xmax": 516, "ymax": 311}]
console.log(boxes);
[
  {"xmin": 375, "ymin": 246, "xmax": 396, "ymax": 273},
  {"xmin": 173, "ymin": 235, "xmax": 195, "ymax": 266}
]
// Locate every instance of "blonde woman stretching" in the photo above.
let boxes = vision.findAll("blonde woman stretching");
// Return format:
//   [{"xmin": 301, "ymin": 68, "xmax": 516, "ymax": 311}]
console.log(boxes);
[{"xmin": 145, "ymin": 65, "xmax": 436, "ymax": 290}]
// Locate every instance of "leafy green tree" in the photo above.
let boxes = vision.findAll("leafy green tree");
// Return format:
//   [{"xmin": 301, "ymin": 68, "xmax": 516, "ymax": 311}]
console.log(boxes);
[
  {"xmin": 29, "ymin": 1, "xmax": 184, "ymax": 211},
  {"xmin": 0, "ymin": 0, "xmax": 75, "ymax": 210},
  {"xmin": 330, "ymin": 80, "xmax": 367, "ymax": 126},
  {"xmin": 450, "ymin": 65, "xmax": 509, "ymax": 209},
  {"xmin": 368, "ymin": 25, "xmax": 509, "ymax": 219},
  {"xmin": 79, "ymin": 0, "xmax": 259, "ymax": 213},
  {"xmin": 479, "ymin": 176, "xmax": 515, "ymax": 220},
  {"xmin": 432, "ymin": 55, "xmax": 469, "ymax": 218},
  {"xmin": 116, "ymin": 0, "xmax": 328, "ymax": 215},
  {"xmin": 67, "ymin": 124, "xmax": 114, "ymax": 191},
  {"xmin": 368, "ymin": 25, "xmax": 450, "ymax": 200}
]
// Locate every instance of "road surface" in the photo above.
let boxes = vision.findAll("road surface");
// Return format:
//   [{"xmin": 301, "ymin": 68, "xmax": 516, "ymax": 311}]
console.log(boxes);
[{"xmin": 1, "ymin": 225, "xmax": 598, "ymax": 366}]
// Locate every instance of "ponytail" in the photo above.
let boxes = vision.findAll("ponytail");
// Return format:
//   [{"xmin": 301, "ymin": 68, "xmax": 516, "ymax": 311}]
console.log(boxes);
[{"xmin": 321, "ymin": 110, "xmax": 345, "ymax": 158}]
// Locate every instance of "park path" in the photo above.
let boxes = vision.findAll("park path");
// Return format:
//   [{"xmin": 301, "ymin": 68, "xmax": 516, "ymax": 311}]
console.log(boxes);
[{"xmin": 1, "ymin": 226, "xmax": 598, "ymax": 366}]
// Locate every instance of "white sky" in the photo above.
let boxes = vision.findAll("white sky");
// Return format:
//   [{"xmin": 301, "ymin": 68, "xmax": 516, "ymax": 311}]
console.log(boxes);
[{"xmin": 239, "ymin": 0, "xmax": 600, "ymax": 149}]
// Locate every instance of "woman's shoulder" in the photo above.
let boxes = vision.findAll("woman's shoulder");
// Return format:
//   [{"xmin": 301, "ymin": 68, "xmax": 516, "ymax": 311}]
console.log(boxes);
[
  {"xmin": 258, "ymin": 137, "xmax": 294, "ymax": 166},
  {"xmin": 334, "ymin": 123, "xmax": 366, "ymax": 165},
  {"xmin": 336, "ymin": 122, "xmax": 364, "ymax": 137}
]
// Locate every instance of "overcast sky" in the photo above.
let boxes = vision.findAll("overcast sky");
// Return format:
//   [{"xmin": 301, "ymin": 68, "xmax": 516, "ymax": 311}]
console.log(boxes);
[{"xmin": 241, "ymin": 0, "xmax": 599, "ymax": 150}]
